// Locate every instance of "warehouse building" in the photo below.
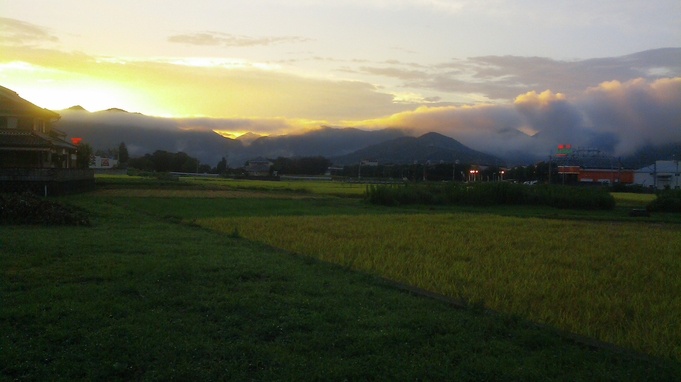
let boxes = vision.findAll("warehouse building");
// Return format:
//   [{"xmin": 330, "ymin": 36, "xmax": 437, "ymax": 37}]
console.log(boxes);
[{"xmin": 634, "ymin": 161, "xmax": 681, "ymax": 189}]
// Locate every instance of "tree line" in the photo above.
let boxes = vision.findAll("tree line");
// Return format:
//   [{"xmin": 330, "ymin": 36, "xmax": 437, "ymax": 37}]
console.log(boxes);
[{"xmin": 73, "ymin": 141, "xmax": 560, "ymax": 182}]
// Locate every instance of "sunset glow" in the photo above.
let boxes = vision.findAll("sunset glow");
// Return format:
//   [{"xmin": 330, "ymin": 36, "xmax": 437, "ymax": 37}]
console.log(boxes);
[{"xmin": 1, "ymin": 1, "xmax": 680, "ymax": 155}]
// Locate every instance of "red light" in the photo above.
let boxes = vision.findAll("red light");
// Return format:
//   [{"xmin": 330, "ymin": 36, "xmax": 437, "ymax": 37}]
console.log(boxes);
[{"xmin": 70, "ymin": 137, "xmax": 82, "ymax": 145}]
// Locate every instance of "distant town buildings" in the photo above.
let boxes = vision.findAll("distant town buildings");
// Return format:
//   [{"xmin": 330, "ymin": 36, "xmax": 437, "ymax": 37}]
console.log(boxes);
[
  {"xmin": 634, "ymin": 161, "xmax": 681, "ymax": 189},
  {"xmin": 245, "ymin": 157, "xmax": 273, "ymax": 177},
  {"xmin": 90, "ymin": 156, "xmax": 119, "ymax": 169}
]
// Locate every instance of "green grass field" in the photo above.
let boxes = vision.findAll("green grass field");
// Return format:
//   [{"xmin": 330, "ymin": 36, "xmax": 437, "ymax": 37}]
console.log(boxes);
[{"xmin": 2, "ymin": 177, "xmax": 680, "ymax": 380}]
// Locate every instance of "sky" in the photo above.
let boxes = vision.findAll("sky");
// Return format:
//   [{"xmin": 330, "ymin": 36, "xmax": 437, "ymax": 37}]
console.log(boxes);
[{"xmin": 1, "ymin": 0, "xmax": 680, "ymax": 158}]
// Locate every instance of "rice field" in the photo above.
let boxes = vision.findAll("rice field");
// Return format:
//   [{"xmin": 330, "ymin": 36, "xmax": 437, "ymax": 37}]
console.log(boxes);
[
  {"xmin": 90, "ymin": 188, "xmax": 318, "ymax": 199},
  {"xmin": 612, "ymin": 192, "xmax": 657, "ymax": 207},
  {"xmin": 198, "ymin": 213, "xmax": 681, "ymax": 360},
  {"xmin": 186, "ymin": 177, "xmax": 368, "ymax": 196}
]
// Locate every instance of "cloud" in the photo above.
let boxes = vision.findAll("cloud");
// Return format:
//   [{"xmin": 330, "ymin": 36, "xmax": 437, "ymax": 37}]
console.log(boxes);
[
  {"xmin": 52, "ymin": 76, "xmax": 680, "ymax": 166},
  {"xmin": 0, "ymin": 17, "xmax": 59, "ymax": 46},
  {"xmin": 1, "ymin": 45, "xmax": 417, "ymax": 121},
  {"xmin": 579, "ymin": 77, "xmax": 681, "ymax": 154},
  {"xmin": 168, "ymin": 31, "xmax": 312, "ymax": 47},
  {"xmin": 350, "ymin": 77, "xmax": 681, "ymax": 162},
  {"xmin": 369, "ymin": 48, "xmax": 681, "ymax": 102},
  {"xmin": 358, "ymin": 66, "xmax": 430, "ymax": 80}
]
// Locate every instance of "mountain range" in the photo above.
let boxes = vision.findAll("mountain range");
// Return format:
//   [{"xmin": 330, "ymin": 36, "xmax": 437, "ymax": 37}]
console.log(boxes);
[
  {"xmin": 330, "ymin": 132, "xmax": 505, "ymax": 166},
  {"xmin": 54, "ymin": 107, "xmax": 679, "ymax": 169}
]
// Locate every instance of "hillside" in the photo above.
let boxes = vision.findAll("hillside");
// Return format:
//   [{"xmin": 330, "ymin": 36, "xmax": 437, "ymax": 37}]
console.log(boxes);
[
  {"xmin": 233, "ymin": 126, "xmax": 408, "ymax": 165},
  {"xmin": 331, "ymin": 132, "xmax": 506, "ymax": 166},
  {"xmin": 55, "ymin": 108, "xmax": 242, "ymax": 166}
]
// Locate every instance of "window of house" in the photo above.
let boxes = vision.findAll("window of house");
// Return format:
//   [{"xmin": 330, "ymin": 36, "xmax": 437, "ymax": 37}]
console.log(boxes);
[
  {"xmin": 18, "ymin": 117, "xmax": 33, "ymax": 130},
  {"xmin": 0, "ymin": 117, "xmax": 19, "ymax": 129}
]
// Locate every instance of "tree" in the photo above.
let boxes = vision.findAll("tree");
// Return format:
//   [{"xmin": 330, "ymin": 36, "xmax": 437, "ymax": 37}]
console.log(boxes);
[
  {"xmin": 76, "ymin": 143, "xmax": 93, "ymax": 169},
  {"xmin": 118, "ymin": 142, "xmax": 129, "ymax": 163},
  {"xmin": 216, "ymin": 157, "xmax": 228, "ymax": 174},
  {"xmin": 127, "ymin": 150, "xmax": 202, "ymax": 173},
  {"xmin": 270, "ymin": 156, "xmax": 331, "ymax": 175}
]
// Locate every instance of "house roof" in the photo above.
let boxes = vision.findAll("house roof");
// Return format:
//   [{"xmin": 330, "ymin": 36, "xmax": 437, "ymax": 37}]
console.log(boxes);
[
  {"xmin": 0, "ymin": 129, "xmax": 77, "ymax": 150},
  {"xmin": 249, "ymin": 156, "xmax": 274, "ymax": 164},
  {"xmin": 636, "ymin": 161, "xmax": 680, "ymax": 173},
  {"xmin": 246, "ymin": 164, "xmax": 271, "ymax": 173},
  {"xmin": 0, "ymin": 85, "xmax": 60, "ymax": 120}
]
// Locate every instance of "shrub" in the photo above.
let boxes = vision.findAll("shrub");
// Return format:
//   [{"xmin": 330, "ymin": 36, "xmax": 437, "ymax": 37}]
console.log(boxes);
[
  {"xmin": 647, "ymin": 189, "xmax": 681, "ymax": 213},
  {"xmin": 0, "ymin": 192, "xmax": 91, "ymax": 226},
  {"xmin": 365, "ymin": 183, "xmax": 615, "ymax": 210}
]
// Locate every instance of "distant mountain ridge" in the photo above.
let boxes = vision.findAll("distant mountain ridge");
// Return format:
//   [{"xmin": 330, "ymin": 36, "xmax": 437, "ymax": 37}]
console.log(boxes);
[
  {"xmin": 235, "ymin": 132, "xmax": 262, "ymax": 146},
  {"xmin": 54, "ymin": 106, "xmax": 678, "ymax": 168},
  {"xmin": 55, "ymin": 107, "xmax": 241, "ymax": 166},
  {"xmin": 331, "ymin": 132, "xmax": 506, "ymax": 166},
  {"xmin": 54, "ymin": 108, "xmax": 414, "ymax": 166},
  {"xmin": 621, "ymin": 143, "xmax": 681, "ymax": 169},
  {"xmin": 235, "ymin": 126, "xmax": 409, "ymax": 164}
]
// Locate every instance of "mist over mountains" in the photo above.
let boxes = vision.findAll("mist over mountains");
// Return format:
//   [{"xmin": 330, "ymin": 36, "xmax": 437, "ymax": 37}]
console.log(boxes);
[
  {"xmin": 56, "ymin": 107, "xmax": 242, "ymax": 166},
  {"xmin": 55, "ymin": 108, "xmax": 417, "ymax": 166},
  {"xmin": 55, "ymin": 105, "xmax": 679, "ymax": 169}
]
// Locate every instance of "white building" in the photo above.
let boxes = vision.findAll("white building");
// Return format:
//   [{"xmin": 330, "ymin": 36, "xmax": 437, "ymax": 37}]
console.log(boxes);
[
  {"xmin": 89, "ymin": 156, "xmax": 118, "ymax": 169},
  {"xmin": 634, "ymin": 160, "xmax": 681, "ymax": 189}
]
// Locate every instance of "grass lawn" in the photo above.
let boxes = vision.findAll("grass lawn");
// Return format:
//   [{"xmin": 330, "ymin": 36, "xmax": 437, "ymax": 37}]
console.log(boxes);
[{"xmin": 2, "ymin": 182, "xmax": 680, "ymax": 380}]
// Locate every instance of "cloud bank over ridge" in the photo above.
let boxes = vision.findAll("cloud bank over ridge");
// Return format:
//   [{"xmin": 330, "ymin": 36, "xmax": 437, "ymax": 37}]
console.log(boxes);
[
  {"xmin": 354, "ymin": 77, "xmax": 681, "ymax": 160},
  {"xmin": 57, "ymin": 77, "xmax": 681, "ymax": 166}
]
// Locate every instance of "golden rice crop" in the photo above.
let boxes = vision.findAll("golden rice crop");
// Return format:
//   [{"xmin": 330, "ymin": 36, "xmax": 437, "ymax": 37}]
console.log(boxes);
[
  {"xmin": 198, "ymin": 213, "xmax": 681, "ymax": 360},
  {"xmin": 612, "ymin": 192, "xmax": 656, "ymax": 206}
]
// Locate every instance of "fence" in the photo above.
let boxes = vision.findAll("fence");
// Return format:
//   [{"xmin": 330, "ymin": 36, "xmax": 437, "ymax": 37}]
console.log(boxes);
[{"xmin": 0, "ymin": 168, "xmax": 95, "ymax": 196}]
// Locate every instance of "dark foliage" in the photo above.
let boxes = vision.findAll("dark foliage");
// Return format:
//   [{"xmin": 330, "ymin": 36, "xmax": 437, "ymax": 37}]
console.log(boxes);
[
  {"xmin": 609, "ymin": 183, "xmax": 656, "ymax": 194},
  {"xmin": 127, "ymin": 150, "xmax": 200, "ymax": 173},
  {"xmin": 0, "ymin": 192, "xmax": 90, "ymax": 226},
  {"xmin": 76, "ymin": 143, "xmax": 93, "ymax": 169},
  {"xmin": 647, "ymin": 189, "xmax": 681, "ymax": 213},
  {"xmin": 216, "ymin": 157, "xmax": 228, "ymax": 174},
  {"xmin": 366, "ymin": 182, "xmax": 616, "ymax": 210},
  {"xmin": 270, "ymin": 156, "xmax": 331, "ymax": 175},
  {"xmin": 118, "ymin": 142, "xmax": 129, "ymax": 163}
]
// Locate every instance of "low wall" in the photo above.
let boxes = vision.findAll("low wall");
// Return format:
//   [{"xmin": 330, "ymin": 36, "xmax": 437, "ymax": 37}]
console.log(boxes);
[{"xmin": 0, "ymin": 168, "xmax": 95, "ymax": 195}]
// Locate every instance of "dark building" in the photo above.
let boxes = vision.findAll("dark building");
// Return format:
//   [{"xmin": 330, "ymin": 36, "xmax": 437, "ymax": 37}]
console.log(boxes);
[{"xmin": 0, "ymin": 85, "xmax": 94, "ymax": 195}]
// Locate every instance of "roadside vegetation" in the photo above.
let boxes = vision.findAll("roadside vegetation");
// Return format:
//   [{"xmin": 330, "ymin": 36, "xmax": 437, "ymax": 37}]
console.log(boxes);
[
  {"xmin": 647, "ymin": 189, "xmax": 681, "ymax": 213},
  {"xmin": 0, "ymin": 192, "xmax": 90, "ymax": 226},
  {"xmin": 365, "ymin": 182, "xmax": 616, "ymax": 210}
]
